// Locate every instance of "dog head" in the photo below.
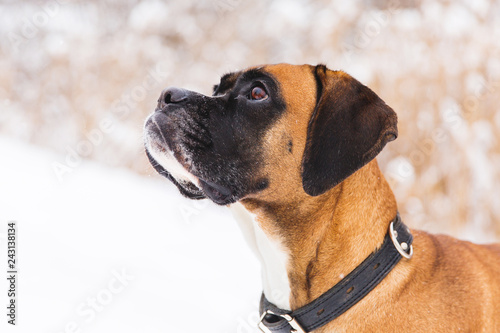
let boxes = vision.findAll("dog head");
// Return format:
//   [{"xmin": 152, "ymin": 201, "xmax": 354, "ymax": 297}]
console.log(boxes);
[{"xmin": 143, "ymin": 64, "xmax": 397, "ymax": 205}]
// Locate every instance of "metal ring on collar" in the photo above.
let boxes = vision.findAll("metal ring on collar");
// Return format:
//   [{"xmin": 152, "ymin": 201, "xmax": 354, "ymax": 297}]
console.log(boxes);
[
  {"xmin": 258, "ymin": 310, "xmax": 306, "ymax": 333},
  {"xmin": 389, "ymin": 221, "xmax": 413, "ymax": 259}
]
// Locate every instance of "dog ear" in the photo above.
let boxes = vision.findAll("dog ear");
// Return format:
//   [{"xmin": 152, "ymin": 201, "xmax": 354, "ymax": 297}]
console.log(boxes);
[{"xmin": 301, "ymin": 65, "xmax": 398, "ymax": 196}]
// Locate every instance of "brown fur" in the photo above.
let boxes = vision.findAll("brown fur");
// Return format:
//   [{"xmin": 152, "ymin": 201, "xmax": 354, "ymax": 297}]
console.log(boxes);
[{"xmin": 240, "ymin": 64, "xmax": 500, "ymax": 332}]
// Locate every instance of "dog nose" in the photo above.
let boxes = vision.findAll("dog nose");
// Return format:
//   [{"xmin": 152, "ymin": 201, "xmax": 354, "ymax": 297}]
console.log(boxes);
[{"xmin": 158, "ymin": 87, "xmax": 188, "ymax": 108}]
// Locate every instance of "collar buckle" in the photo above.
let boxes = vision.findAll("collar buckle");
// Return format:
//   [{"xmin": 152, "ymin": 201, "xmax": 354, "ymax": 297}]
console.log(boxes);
[
  {"xmin": 389, "ymin": 221, "xmax": 413, "ymax": 259},
  {"xmin": 258, "ymin": 310, "xmax": 306, "ymax": 333}
]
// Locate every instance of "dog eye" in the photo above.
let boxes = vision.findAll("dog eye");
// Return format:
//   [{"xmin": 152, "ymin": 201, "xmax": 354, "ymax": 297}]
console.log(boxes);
[{"xmin": 250, "ymin": 86, "xmax": 268, "ymax": 101}]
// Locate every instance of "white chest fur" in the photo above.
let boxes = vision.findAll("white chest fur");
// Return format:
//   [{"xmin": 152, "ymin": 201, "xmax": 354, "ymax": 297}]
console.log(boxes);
[{"xmin": 230, "ymin": 203, "xmax": 291, "ymax": 310}]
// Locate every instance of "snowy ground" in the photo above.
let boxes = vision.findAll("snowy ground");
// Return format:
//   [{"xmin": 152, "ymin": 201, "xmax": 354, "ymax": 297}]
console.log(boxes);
[{"xmin": 0, "ymin": 136, "xmax": 262, "ymax": 333}]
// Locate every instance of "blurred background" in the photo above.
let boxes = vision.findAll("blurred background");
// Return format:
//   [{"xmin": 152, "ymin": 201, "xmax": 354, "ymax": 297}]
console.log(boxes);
[
  {"xmin": 2, "ymin": 0, "xmax": 500, "ymax": 237},
  {"xmin": 1, "ymin": 0, "xmax": 500, "ymax": 332}
]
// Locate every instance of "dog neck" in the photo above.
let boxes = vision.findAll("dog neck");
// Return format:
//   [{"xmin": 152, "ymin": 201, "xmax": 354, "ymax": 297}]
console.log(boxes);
[{"xmin": 230, "ymin": 159, "xmax": 398, "ymax": 311}]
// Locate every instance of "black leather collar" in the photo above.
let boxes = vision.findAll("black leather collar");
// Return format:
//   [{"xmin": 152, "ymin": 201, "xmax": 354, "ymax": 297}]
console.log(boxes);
[{"xmin": 258, "ymin": 213, "xmax": 413, "ymax": 333}]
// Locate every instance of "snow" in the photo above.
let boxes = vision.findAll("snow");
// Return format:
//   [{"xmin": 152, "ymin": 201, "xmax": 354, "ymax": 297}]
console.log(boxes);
[{"xmin": 0, "ymin": 136, "xmax": 262, "ymax": 333}]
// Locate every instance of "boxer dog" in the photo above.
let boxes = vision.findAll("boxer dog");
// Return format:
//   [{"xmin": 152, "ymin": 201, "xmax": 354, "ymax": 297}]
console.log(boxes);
[{"xmin": 143, "ymin": 64, "xmax": 500, "ymax": 332}]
